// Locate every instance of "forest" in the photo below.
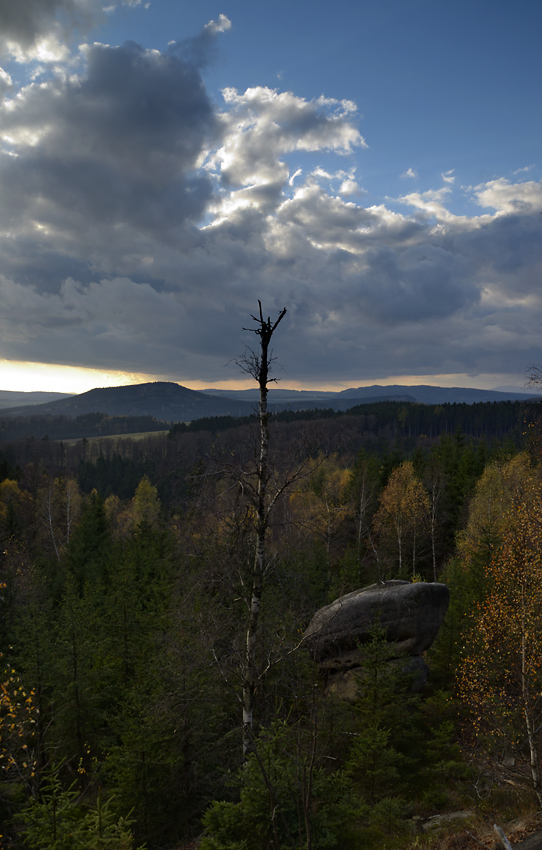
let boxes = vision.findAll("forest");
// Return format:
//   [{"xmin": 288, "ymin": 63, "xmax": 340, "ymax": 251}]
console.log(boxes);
[
  {"xmin": 0, "ymin": 395, "xmax": 528, "ymax": 444},
  {"xmin": 2, "ymin": 368, "xmax": 542, "ymax": 848}
]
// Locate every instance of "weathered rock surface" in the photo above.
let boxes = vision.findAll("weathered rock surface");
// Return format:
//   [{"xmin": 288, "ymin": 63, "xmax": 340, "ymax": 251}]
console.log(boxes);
[
  {"xmin": 305, "ymin": 579, "xmax": 450, "ymax": 661},
  {"xmin": 304, "ymin": 580, "xmax": 450, "ymax": 698}
]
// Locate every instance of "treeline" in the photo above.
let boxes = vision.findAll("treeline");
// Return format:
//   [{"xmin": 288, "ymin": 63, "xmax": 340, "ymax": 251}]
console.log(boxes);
[
  {"xmin": 1, "ymin": 408, "xmax": 542, "ymax": 848},
  {"xmin": 0, "ymin": 398, "xmax": 532, "ymax": 446},
  {"xmin": 0, "ymin": 411, "xmax": 168, "ymax": 442},
  {"xmin": 168, "ymin": 398, "xmax": 528, "ymax": 442},
  {"xmin": 346, "ymin": 398, "xmax": 527, "ymax": 440}
]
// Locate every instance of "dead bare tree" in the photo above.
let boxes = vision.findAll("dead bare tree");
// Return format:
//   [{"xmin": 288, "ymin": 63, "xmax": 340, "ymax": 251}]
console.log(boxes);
[{"xmin": 240, "ymin": 301, "xmax": 287, "ymax": 756}]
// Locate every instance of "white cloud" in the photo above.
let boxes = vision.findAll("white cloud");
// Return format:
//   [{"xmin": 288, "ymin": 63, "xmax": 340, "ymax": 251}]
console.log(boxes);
[
  {"xmin": 0, "ymin": 67, "xmax": 12, "ymax": 96},
  {"xmin": 400, "ymin": 167, "xmax": 417, "ymax": 179},
  {"xmin": 288, "ymin": 167, "xmax": 302, "ymax": 186},
  {"xmin": 474, "ymin": 178, "xmax": 542, "ymax": 214},
  {"xmin": 339, "ymin": 178, "xmax": 360, "ymax": 196},
  {"xmin": 202, "ymin": 87, "xmax": 364, "ymax": 224},
  {"xmin": 397, "ymin": 187, "xmax": 456, "ymax": 221},
  {"xmin": 203, "ymin": 14, "xmax": 232, "ymax": 35},
  {"xmin": 442, "ymin": 169, "xmax": 455, "ymax": 184},
  {"xmin": 210, "ymin": 87, "xmax": 364, "ymax": 192}
]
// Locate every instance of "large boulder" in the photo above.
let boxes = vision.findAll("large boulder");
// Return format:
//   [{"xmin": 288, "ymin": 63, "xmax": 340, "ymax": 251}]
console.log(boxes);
[
  {"xmin": 304, "ymin": 580, "xmax": 449, "ymax": 698},
  {"xmin": 305, "ymin": 580, "xmax": 449, "ymax": 660}
]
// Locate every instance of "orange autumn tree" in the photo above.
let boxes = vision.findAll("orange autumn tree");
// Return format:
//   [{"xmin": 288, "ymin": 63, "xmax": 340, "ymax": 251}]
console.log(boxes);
[
  {"xmin": 459, "ymin": 480, "xmax": 542, "ymax": 807},
  {"xmin": 0, "ymin": 645, "xmax": 38, "ymax": 827}
]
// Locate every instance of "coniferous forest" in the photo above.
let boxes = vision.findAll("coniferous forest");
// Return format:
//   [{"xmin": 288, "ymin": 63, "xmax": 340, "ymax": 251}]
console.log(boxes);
[{"xmin": 2, "ymin": 381, "xmax": 542, "ymax": 848}]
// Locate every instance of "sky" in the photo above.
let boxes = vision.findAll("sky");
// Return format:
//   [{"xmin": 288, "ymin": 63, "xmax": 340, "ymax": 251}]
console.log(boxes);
[{"xmin": 0, "ymin": 0, "xmax": 541, "ymax": 394}]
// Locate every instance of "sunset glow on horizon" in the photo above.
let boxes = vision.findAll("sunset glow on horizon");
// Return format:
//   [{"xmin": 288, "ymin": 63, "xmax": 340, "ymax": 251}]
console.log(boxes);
[
  {"xmin": 0, "ymin": 360, "xmax": 526, "ymax": 396},
  {"xmin": 0, "ymin": 361, "xmax": 159, "ymax": 395}
]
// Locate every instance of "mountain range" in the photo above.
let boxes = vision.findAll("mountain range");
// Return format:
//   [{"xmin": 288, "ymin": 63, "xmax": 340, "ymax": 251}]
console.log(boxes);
[{"xmin": 0, "ymin": 381, "xmax": 537, "ymax": 424}]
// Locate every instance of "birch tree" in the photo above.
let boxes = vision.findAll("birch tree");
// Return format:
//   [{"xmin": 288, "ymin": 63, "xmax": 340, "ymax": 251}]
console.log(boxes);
[
  {"xmin": 36, "ymin": 477, "xmax": 81, "ymax": 562},
  {"xmin": 372, "ymin": 461, "xmax": 429, "ymax": 578},
  {"xmin": 459, "ymin": 479, "xmax": 542, "ymax": 807}
]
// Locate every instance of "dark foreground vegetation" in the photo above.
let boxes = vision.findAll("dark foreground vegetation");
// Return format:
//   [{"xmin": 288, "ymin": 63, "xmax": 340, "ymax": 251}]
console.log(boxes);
[{"xmin": 1, "ymin": 397, "xmax": 542, "ymax": 849}]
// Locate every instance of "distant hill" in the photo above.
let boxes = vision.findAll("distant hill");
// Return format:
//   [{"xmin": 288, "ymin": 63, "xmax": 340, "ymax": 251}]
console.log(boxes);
[
  {"xmin": 205, "ymin": 384, "xmax": 536, "ymax": 407},
  {"xmin": 334, "ymin": 384, "xmax": 536, "ymax": 405},
  {"xmin": 0, "ymin": 382, "xmax": 257, "ymax": 421},
  {"xmin": 201, "ymin": 388, "xmax": 336, "ymax": 401},
  {"xmin": 0, "ymin": 390, "xmax": 73, "ymax": 410},
  {"xmin": 0, "ymin": 382, "xmax": 537, "ymax": 427}
]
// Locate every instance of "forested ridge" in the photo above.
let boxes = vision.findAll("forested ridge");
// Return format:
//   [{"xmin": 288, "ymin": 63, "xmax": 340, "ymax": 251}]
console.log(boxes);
[
  {"xmin": 0, "ymin": 396, "xmax": 528, "ymax": 443},
  {"xmin": 2, "ymin": 397, "xmax": 542, "ymax": 849},
  {"xmin": 0, "ymin": 412, "xmax": 168, "ymax": 444}
]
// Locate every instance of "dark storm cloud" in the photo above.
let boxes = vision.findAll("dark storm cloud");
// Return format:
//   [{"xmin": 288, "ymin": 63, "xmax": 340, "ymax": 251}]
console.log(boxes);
[
  {"xmin": 75, "ymin": 41, "xmax": 215, "ymax": 170},
  {"xmin": 0, "ymin": 236, "xmax": 94, "ymax": 292},
  {"xmin": 349, "ymin": 242, "xmax": 477, "ymax": 324},
  {"xmin": 0, "ymin": 152, "xmax": 212, "ymax": 238},
  {"xmin": 0, "ymin": 39, "xmax": 217, "ymax": 265},
  {"xmin": 452, "ymin": 212, "xmax": 542, "ymax": 293},
  {"xmin": 1, "ymin": 39, "xmax": 216, "ymax": 174}
]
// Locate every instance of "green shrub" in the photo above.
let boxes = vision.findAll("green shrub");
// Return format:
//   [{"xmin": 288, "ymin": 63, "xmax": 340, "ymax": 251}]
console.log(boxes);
[
  {"xmin": 200, "ymin": 720, "xmax": 366, "ymax": 850},
  {"xmin": 19, "ymin": 771, "xmax": 143, "ymax": 850}
]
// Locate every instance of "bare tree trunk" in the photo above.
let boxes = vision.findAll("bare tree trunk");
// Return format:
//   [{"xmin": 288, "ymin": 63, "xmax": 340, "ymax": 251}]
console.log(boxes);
[
  {"xmin": 357, "ymin": 474, "xmax": 367, "ymax": 560},
  {"xmin": 395, "ymin": 517, "xmax": 403, "ymax": 576},
  {"xmin": 47, "ymin": 488, "xmax": 61, "ymax": 562},
  {"xmin": 242, "ymin": 302, "xmax": 286, "ymax": 757},
  {"xmin": 428, "ymin": 475, "xmax": 441, "ymax": 581},
  {"xmin": 356, "ymin": 466, "xmax": 375, "ymax": 564},
  {"xmin": 493, "ymin": 825, "xmax": 513, "ymax": 850},
  {"xmin": 65, "ymin": 478, "xmax": 80, "ymax": 545}
]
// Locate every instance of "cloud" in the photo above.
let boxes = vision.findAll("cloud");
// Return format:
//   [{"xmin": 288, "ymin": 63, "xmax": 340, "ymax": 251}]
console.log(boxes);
[
  {"xmin": 442, "ymin": 169, "xmax": 455, "ymax": 184},
  {"xmin": 0, "ymin": 39, "xmax": 217, "ymax": 254},
  {"xmin": 199, "ymin": 86, "xmax": 365, "ymax": 226},
  {"xmin": 0, "ymin": 21, "xmax": 541, "ymax": 388},
  {"xmin": 0, "ymin": 273, "xmax": 190, "ymax": 371},
  {"xmin": 203, "ymin": 13, "xmax": 232, "ymax": 36},
  {"xmin": 2, "ymin": 171, "xmax": 542, "ymax": 385},
  {"xmin": 400, "ymin": 167, "xmax": 417, "ymax": 179},
  {"xmin": 396, "ymin": 187, "xmax": 456, "ymax": 222},
  {"xmin": 0, "ymin": 0, "xmax": 144, "ymax": 63},
  {"xmin": 0, "ymin": 67, "xmax": 13, "ymax": 95},
  {"xmin": 473, "ymin": 178, "xmax": 542, "ymax": 214},
  {"xmin": 168, "ymin": 14, "xmax": 232, "ymax": 71},
  {"xmin": 211, "ymin": 87, "xmax": 364, "ymax": 186},
  {"xmin": 339, "ymin": 178, "xmax": 360, "ymax": 196}
]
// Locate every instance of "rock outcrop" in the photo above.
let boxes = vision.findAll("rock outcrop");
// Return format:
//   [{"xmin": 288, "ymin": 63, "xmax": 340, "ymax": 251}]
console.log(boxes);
[{"xmin": 304, "ymin": 580, "xmax": 449, "ymax": 699}]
